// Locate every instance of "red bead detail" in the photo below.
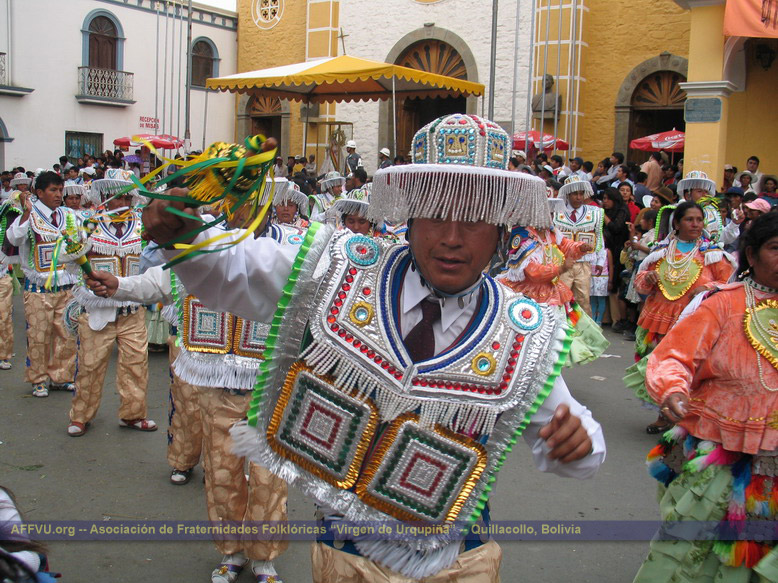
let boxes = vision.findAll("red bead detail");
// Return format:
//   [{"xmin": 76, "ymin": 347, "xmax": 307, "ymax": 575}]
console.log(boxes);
[
  {"xmin": 360, "ymin": 345, "xmax": 369, "ymax": 353},
  {"xmin": 338, "ymin": 330, "xmax": 346, "ymax": 338},
  {"xmin": 453, "ymin": 382, "xmax": 461, "ymax": 389},
  {"xmin": 345, "ymin": 275, "xmax": 354, "ymax": 283},
  {"xmin": 367, "ymin": 350, "xmax": 375, "ymax": 358},
  {"xmin": 506, "ymin": 365, "xmax": 514, "ymax": 374},
  {"xmin": 349, "ymin": 267, "xmax": 357, "ymax": 275},
  {"xmin": 503, "ymin": 374, "xmax": 511, "ymax": 383},
  {"xmin": 477, "ymin": 387, "xmax": 486, "ymax": 394},
  {"xmin": 420, "ymin": 379, "xmax": 429, "ymax": 387},
  {"xmin": 342, "ymin": 284, "xmax": 351, "ymax": 291},
  {"xmin": 445, "ymin": 381, "xmax": 453, "ymax": 389},
  {"xmin": 334, "ymin": 299, "xmax": 343, "ymax": 307},
  {"xmin": 508, "ymin": 358, "xmax": 517, "ymax": 366},
  {"xmin": 492, "ymin": 341, "xmax": 500, "ymax": 350},
  {"xmin": 387, "ymin": 366, "xmax": 395, "ymax": 374},
  {"xmin": 458, "ymin": 119, "xmax": 467, "ymax": 124},
  {"xmin": 330, "ymin": 307, "xmax": 339, "ymax": 315},
  {"xmin": 327, "ymin": 316, "xmax": 336, "ymax": 324},
  {"xmin": 330, "ymin": 324, "xmax": 339, "ymax": 332},
  {"xmin": 352, "ymin": 339, "xmax": 361, "ymax": 348},
  {"xmin": 394, "ymin": 371, "xmax": 403, "ymax": 380},
  {"xmin": 345, "ymin": 334, "xmax": 353, "ymax": 342},
  {"xmin": 510, "ymin": 350, "xmax": 518, "ymax": 358},
  {"xmin": 362, "ymin": 287, "xmax": 371, "ymax": 295},
  {"xmin": 356, "ymin": 245, "xmax": 366, "ymax": 254},
  {"xmin": 381, "ymin": 361, "xmax": 390, "ymax": 370},
  {"xmin": 479, "ymin": 130, "xmax": 486, "ymax": 136},
  {"xmin": 521, "ymin": 309, "xmax": 532, "ymax": 319},
  {"xmin": 412, "ymin": 378, "xmax": 419, "ymax": 386},
  {"xmin": 338, "ymin": 291, "xmax": 346, "ymax": 299}
]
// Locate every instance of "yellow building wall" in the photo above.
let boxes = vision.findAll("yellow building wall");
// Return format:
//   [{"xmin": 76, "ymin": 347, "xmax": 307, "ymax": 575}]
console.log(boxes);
[
  {"xmin": 576, "ymin": 0, "xmax": 690, "ymax": 162},
  {"xmin": 235, "ymin": 0, "xmax": 310, "ymax": 154},
  {"xmin": 725, "ymin": 42, "xmax": 778, "ymax": 176}
]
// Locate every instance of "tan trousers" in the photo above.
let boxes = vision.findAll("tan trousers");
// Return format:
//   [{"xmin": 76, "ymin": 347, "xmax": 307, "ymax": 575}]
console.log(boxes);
[
  {"xmin": 199, "ymin": 388, "xmax": 289, "ymax": 560},
  {"xmin": 0, "ymin": 276, "xmax": 13, "ymax": 360},
  {"xmin": 69, "ymin": 309, "xmax": 149, "ymax": 424},
  {"xmin": 311, "ymin": 540, "xmax": 502, "ymax": 583},
  {"xmin": 559, "ymin": 261, "xmax": 592, "ymax": 316},
  {"xmin": 23, "ymin": 289, "xmax": 77, "ymax": 385},
  {"xmin": 166, "ymin": 338, "xmax": 204, "ymax": 471}
]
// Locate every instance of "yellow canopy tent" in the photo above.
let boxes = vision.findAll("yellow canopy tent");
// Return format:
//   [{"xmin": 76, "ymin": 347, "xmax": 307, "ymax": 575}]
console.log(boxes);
[{"xmin": 206, "ymin": 55, "xmax": 485, "ymax": 156}]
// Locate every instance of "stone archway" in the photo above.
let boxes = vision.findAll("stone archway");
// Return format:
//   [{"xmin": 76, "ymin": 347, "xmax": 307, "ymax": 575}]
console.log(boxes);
[
  {"xmin": 236, "ymin": 93, "xmax": 291, "ymax": 156},
  {"xmin": 378, "ymin": 27, "xmax": 479, "ymax": 159},
  {"xmin": 614, "ymin": 53, "xmax": 688, "ymax": 156}
]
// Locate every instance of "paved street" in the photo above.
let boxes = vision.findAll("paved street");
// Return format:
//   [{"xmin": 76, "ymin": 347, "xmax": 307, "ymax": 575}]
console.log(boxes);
[{"xmin": 1, "ymin": 293, "xmax": 663, "ymax": 582}]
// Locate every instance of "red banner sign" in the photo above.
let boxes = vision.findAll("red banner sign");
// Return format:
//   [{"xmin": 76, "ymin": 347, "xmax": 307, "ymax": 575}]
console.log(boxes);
[{"xmin": 724, "ymin": 0, "xmax": 778, "ymax": 38}]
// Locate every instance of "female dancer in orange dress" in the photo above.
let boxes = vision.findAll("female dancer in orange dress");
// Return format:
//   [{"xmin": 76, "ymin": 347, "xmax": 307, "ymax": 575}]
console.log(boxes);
[
  {"xmin": 625, "ymin": 201, "xmax": 736, "ymax": 433},
  {"xmin": 633, "ymin": 211, "xmax": 778, "ymax": 582}
]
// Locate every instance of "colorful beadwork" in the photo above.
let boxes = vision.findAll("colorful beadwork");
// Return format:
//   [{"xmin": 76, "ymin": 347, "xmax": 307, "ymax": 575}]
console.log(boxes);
[
  {"xmin": 33, "ymin": 242, "xmax": 56, "ymax": 271},
  {"xmin": 349, "ymin": 301, "xmax": 374, "ymax": 327},
  {"xmin": 471, "ymin": 352, "xmax": 496, "ymax": 376},
  {"xmin": 508, "ymin": 297, "xmax": 543, "ymax": 332},
  {"xmin": 287, "ymin": 233, "xmax": 304, "ymax": 245},
  {"xmin": 182, "ymin": 296, "xmax": 232, "ymax": 353},
  {"xmin": 90, "ymin": 257, "xmax": 121, "ymax": 276},
  {"xmin": 485, "ymin": 130, "xmax": 508, "ymax": 169},
  {"xmin": 233, "ymin": 318, "xmax": 270, "ymax": 359},
  {"xmin": 356, "ymin": 413, "xmax": 487, "ymax": 522},
  {"xmin": 267, "ymin": 362, "xmax": 378, "ymax": 489},
  {"xmin": 344, "ymin": 235, "xmax": 380, "ymax": 267}
]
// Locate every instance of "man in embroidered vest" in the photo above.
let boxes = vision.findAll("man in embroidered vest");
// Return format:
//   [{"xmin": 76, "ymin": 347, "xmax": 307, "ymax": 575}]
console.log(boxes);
[
  {"xmin": 553, "ymin": 176, "xmax": 605, "ymax": 316},
  {"xmin": 141, "ymin": 115, "xmax": 606, "ymax": 582},
  {"xmin": 6, "ymin": 172, "xmax": 80, "ymax": 397},
  {"xmin": 66, "ymin": 176, "xmax": 155, "ymax": 436},
  {"xmin": 87, "ymin": 179, "xmax": 299, "ymax": 583}
]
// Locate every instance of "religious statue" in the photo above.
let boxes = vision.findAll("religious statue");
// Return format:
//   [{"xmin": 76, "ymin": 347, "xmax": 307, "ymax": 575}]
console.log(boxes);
[{"xmin": 532, "ymin": 74, "xmax": 562, "ymax": 120}]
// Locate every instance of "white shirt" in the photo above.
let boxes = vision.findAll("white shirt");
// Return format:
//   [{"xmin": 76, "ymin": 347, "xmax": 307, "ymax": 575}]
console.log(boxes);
[
  {"xmin": 164, "ymin": 229, "xmax": 606, "ymax": 478},
  {"xmin": 113, "ymin": 264, "xmax": 174, "ymax": 305}
]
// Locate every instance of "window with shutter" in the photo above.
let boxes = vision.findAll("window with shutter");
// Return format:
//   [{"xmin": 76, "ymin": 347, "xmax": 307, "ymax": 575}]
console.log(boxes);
[
  {"xmin": 88, "ymin": 16, "xmax": 118, "ymax": 70},
  {"xmin": 192, "ymin": 41, "xmax": 214, "ymax": 87}
]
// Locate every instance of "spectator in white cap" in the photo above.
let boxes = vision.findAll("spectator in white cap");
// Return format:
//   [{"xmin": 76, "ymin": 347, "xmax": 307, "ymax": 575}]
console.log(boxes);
[
  {"xmin": 378, "ymin": 147, "xmax": 392, "ymax": 170},
  {"xmin": 310, "ymin": 170, "xmax": 345, "ymax": 223},
  {"xmin": 343, "ymin": 139, "xmax": 362, "ymax": 174},
  {"xmin": 273, "ymin": 181, "xmax": 310, "ymax": 228},
  {"xmin": 62, "ymin": 183, "xmax": 86, "ymax": 210},
  {"xmin": 512, "ymin": 149, "xmax": 527, "ymax": 165}
]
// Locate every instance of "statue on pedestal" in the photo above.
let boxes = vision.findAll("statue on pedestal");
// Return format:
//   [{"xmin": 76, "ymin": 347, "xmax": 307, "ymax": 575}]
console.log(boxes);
[{"xmin": 532, "ymin": 74, "xmax": 562, "ymax": 120}]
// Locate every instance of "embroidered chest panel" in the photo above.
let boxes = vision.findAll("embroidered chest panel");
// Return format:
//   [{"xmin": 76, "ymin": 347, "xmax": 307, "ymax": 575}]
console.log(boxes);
[
  {"xmin": 29, "ymin": 207, "xmax": 69, "ymax": 272},
  {"xmin": 554, "ymin": 208, "xmax": 602, "ymax": 248},
  {"xmin": 703, "ymin": 205, "xmax": 723, "ymax": 240},
  {"xmin": 87, "ymin": 217, "xmax": 143, "ymax": 277},
  {"xmin": 260, "ymin": 230, "xmax": 564, "ymax": 528}
]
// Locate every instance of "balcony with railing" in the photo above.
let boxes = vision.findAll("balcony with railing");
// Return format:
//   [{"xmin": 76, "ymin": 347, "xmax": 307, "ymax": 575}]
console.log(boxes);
[
  {"xmin": 76, "ymin": 66, "xmax": 135, "ymax": 106},
  {"xmin": 0, "ymin": 52, "xmax": 34, "ymax": 96}
]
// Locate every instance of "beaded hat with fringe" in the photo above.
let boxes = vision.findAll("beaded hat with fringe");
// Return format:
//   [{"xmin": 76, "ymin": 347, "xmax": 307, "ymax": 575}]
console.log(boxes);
[
  {"xmin": 677, "ymin": 170, "xmax": 716, "ymax": 196},
  {"xmin": 320, "ymin": 171, "xmax": 345, "ymax": 194},
  {"xmin": 332, "ymin": 185, "xmax": 370, "ymax": 219},
  {"xmin": 63, "ymin": 182, "xmax": 87, "ymax": 200},
  {"xmin": 558, "ymin": 174, "xmax": 593, "ymax": 202},
  {"xmin": 369, "ymin": 113, "xmax": 551, "ymax": 228},
  {"xmin": 272, "ymin": 180, "xmax": 308, "ymax": 209}
]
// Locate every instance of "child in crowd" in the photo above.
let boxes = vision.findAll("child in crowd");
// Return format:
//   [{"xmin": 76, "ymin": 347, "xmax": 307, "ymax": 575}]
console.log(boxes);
[{"xmin": 589, "ymin": 247, "xmax": 610, "ymax": 326}]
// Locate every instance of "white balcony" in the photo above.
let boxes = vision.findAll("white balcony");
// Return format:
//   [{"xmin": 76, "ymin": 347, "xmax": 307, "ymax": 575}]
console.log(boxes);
[{"xmin": 76, "ymin": 66, "xmax": 135, "ymax": 106}]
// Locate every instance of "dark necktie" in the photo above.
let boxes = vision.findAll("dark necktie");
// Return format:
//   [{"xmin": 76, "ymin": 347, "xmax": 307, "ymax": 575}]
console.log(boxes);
[
  {"xmin": 50, "ymin": 211, "xmax": 59, "ymax": 228},
  {"xmin": 404, "ymin": 299, "xmax": 442, "ymax": 363},
  {"xmin": 570, "ymin": 208, "xmax": 578, "ymax": 222},
  {"xmin": 114, "ymin": 222, "xmax": 124, "ymax": 238}
]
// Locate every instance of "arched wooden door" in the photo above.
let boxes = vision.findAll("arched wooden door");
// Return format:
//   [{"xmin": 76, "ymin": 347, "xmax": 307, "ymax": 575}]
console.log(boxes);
[
  {"xmin": 249, "ymin": 95, "xmax": 283, "ymax": 152},
  {"xmin": 628, "ymin": 71, "xmax": 686, "ymax": 163},
  {"xmin": 394, "ymin": 40, "xmax": 468, "ymax": 160}
]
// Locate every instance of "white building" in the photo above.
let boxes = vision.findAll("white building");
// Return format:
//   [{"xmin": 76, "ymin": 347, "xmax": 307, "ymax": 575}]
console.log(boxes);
[
  {"xmin": 333, "ymin": 0, "xmax": 533, "ymax": 174},
  {"xmin": 0, "ymin": 0, "xmax": 237, "ymax": 170}
]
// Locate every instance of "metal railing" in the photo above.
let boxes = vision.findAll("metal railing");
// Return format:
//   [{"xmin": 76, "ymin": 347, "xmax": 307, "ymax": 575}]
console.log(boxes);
[
  {"xmin": 0, "ymin": 53, "xmax": 7, "ymax": 86},
  {"xmin": 77, "ymin": 66, "xmax": 134, "ymax": 101}
]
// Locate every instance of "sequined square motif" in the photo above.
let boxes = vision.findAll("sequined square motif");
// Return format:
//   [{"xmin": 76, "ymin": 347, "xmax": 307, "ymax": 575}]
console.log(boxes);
[
  {"xmin": 356, "ymin": 415, "xmax": 487, "ymax": 523},
  {"xmin": 183, "ymin": 297, "xmax": 231, "ymax": 353},
  {"xmin": 268, "ymin": 364, "xmax": 378, "ymax": 489},
  {"xmin": 124, "ymin": 256, "xmax": 141, "ymax": 277},
  {"xmin": 34, "ymin": 242, "xmax": 57, "ymax": 271},
  {"xmin": 233, "ymin": 318, "xmax": 269, "ymax": 358},
  {"xmin": 91, "ymin": 257, "xmax": 121, "ymax": 276}
]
